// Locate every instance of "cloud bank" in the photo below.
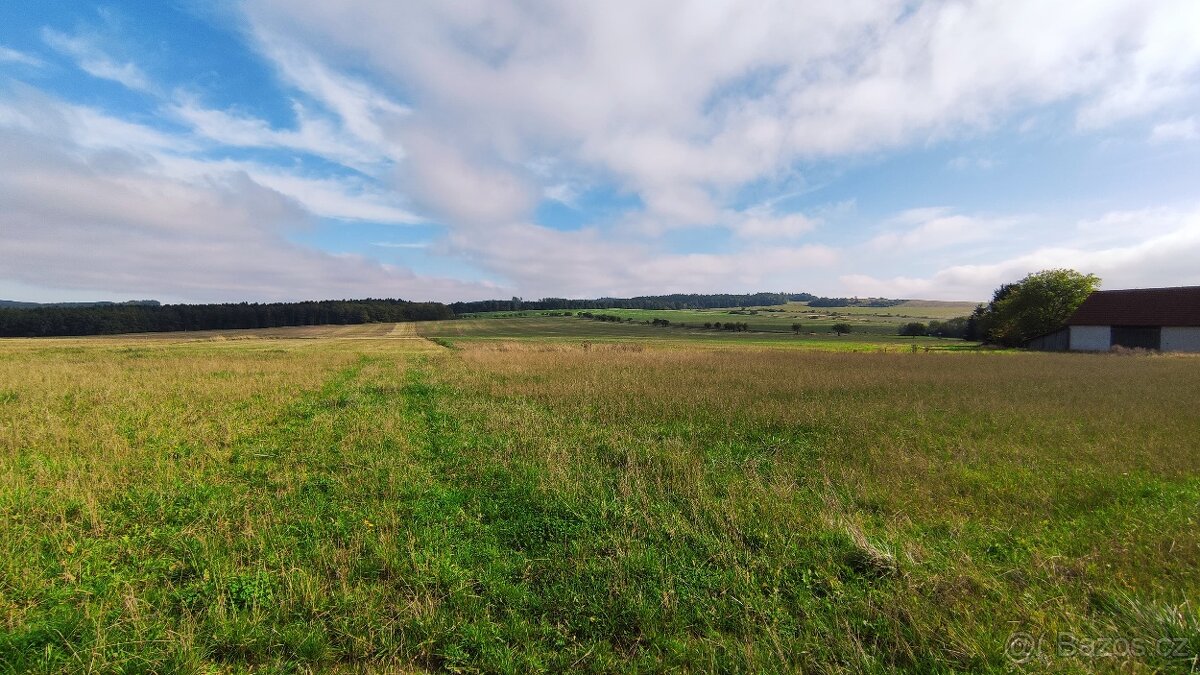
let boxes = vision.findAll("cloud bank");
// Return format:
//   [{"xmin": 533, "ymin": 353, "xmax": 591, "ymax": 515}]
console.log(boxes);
[{"xmin": 1, "ymin": 1, "xmax": 1199, "ymax": 301}]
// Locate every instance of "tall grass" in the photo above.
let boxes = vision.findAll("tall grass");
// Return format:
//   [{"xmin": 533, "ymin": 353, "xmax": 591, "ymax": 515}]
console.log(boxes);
[{"xmin": 0, "ymin": 331, "xmax": 1197, "ymax": 672}]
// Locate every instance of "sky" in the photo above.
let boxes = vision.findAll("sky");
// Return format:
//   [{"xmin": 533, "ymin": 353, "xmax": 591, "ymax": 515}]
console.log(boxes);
[{"xmin": 1, "ymin": 1, "xmax": 1199, "ymax": 304}]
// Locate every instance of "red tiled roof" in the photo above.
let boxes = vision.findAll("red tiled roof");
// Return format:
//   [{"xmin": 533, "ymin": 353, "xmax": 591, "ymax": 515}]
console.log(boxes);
[{"xmin": 1067, "ymin": 286, "xmax": 1200, "ymax": 327}]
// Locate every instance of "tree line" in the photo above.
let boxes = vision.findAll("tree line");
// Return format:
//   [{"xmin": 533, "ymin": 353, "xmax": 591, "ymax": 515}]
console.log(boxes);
[
  {"xmin": 451, "ymin": 292, "xmax": 808, "ymax": 313},
  {"xmin": 806, "ymin": 297, "xmax": 906, "ymax": 308},
  {"xmin": 897, "ymin": 317, "xmax": 971, "ymax": 338},
  {"xmin": 0, "ymin": 299, "xmax": 453, "ymax": 337}
]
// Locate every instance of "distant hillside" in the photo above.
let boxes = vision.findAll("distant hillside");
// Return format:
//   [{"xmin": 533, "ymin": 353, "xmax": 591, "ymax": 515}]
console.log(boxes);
[
  {"xmin": 447, "ymin": 292, "xmax": 979, "ymax": 315},
  {"xmin": 451, "ymin": 292, "xmax": 812, "ymax": 314}
]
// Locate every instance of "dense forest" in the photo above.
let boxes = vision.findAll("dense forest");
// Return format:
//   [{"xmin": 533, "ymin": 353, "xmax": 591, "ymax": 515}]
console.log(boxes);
[
  {"xmin": 451, "ymin": 292, "xmax": 819, "ymax": 314},
  {"xmin": 0, "ymin": 299, "xmax": 452, "ymax": 337},
  {"xmin": 0, "ymin": 291, "xmax": 918, "ymax": 337}
]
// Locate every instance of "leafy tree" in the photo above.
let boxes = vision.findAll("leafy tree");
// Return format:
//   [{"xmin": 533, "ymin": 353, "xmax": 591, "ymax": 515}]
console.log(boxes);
[
  {"xmin": 832, "ymin": 323, "xmax": 852, "ymax": 335},
  {"xmin": 976, "ymin": 269, "xmax": 1100, "ymax": 346},
  {"xmin": 791, "ymin": 322, "xmax": 803, "ymax": 334},
  {"xmin": 898, "ymin": 322, "xmax": 927, "ymax": 337}
]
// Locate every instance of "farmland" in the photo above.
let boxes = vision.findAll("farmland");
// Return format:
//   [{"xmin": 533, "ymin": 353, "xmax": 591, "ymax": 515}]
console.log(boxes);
[
  {"xmin": 418, "ymin": 317, "xmax": 964, "ymax": 350},
  {"xmin": 461, "ymin": 299, "xmax": 979, "ymax": 336},
  {"xmin": 2, "ymin": 321, "xmax": 1198, "ymax": 672}
]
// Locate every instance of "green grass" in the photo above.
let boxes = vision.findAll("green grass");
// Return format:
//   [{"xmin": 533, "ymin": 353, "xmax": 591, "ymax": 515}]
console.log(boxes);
[
  {"xmin": 422, "ymin": 316, "xmax": 970, "ymax": 350},
  {"xmin": 463, "ymin": 300, "xmax": 979, "ymax": 335},
  {"xmin": 1, "ymin": 324, "xmax": 1197, "ymax": 672}
]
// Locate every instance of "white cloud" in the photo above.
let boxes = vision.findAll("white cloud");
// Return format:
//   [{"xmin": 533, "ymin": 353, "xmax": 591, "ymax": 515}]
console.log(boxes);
[
  {"xmin": 158, "ymin": 156, "xmax": 424, "ymax": 224},
  {"xmin": 866, "ymin": 208, "xmax": 1014, "ymax": 252},
  {"xmin": 0, "ymin": 89, "xmax": 421, "ymax": 226},
  {"xmin": 167, "ymin": 98, "xmax": 387, "ymax": 172},
  {"xmin": 241, "ymin": 0, "xmax": 1200, "ymax": 237},
  {"xmin": 730, "ymin": 207, "xmax": 818, "ymax": 240},
  {"xmin": 947, "ymin": 155, "xmax": 996, "ymax": 171},
  {"xmin": 398, "ymin": 131, "xmax": 537, "ymax": 228},
  {"xmin": 0, "ymin": 45, "xmax": 44, "ymax": 68},
  {"xmin": 443, "ymin": 221, "xmax": 838, "ymax": 298},
  {"xmin": 1150, "ymin": 117, "xmax": 1198, "ymax": 142},
  {"xmin": 844, "ymin": 206, "xmax": 1200, "ymax": 299},
  {"xmin": 543, "ymin": 182, "xmax": 579, "ymax": 206},
  {"xmin": 0, "ymin": 91, "xmax": 486, "ymax": 302},
  {"xmin": 41, "ymin": 29, "xmax": 153, "ymax": 92},
  {"xmin": 372, "ymin": 241, "xmax": 429, "ymax": 249},
  {"xmin": 0, "ymin": 87, "xmax": 191, "ymax": 153},
  {"xmin": 248, "ymin": 32, "xmax": 408, "ymax": 159}
]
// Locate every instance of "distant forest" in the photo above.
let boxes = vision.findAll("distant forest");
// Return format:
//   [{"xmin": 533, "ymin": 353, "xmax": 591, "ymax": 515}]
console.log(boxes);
[
  {"xmin": 0, "ymin": 299, "xmax": 452, "ymax": 337},
  {"xmin": 806, "ymin": 297, "xmax": 907, "ymax": 308},
  {"xmin": 0, "ymin": 291, "xmax": 914, "ymax": 337},
  {"xmin": 450, "ymin": 292, "xmax": 819, "ymax": 313},
  {"xmin": 0, "ymin": 299, "xmax": 160, "ymax": 309}
]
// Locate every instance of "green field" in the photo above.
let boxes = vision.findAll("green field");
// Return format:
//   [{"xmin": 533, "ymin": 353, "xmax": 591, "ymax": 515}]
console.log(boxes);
[
  {"xmin": 464, "ymin": 300, "xmax": 980, "ymax": 336},
  {"xmin": 2, "ymin": 322, "xmax": 1198, "ymax": 672},
  {"xmin": 419, "ymin": 317, "xmax": 968, "ymax": 351}
]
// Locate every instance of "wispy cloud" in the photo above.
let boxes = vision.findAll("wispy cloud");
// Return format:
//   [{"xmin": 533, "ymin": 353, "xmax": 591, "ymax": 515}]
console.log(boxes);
[
  {"xmin": 0, "ymin": 45, "xmax": 44, "ymax": 68},
  {"xmin": 1150, "ymin": 117, "xmax": 1198, "ymax": 143},
  {"xmin": 372, "ymin": 242, "xmax": 429, "ymax": 249},
  {"xmin": 167, "ymin": 98, "xmax": 387, "ymax": 172},
  {"xmin": 41, "ymin": 28, "xmax": 152, "ymax": 92},
  {"xmin": 0, "ymin": 108, "xmax": 489, "ymax": 302},
  {"xmin": 844, "ymin": 207, "xmax": 1200, "ymax": 299},
  {"xmin": 866, "ymin": 208, "xmax": 1015, "ymax": 253}
]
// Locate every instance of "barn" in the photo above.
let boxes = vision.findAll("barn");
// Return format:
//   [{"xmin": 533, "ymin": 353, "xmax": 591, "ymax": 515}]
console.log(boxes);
[{"xmin": 1025, "ymin": 286, "xmax": 1200, "ymax": 352}]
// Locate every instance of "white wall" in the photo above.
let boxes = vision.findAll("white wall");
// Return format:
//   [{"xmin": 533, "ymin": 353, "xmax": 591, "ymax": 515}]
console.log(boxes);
[
  {"xmin": 1070, "ymin": 325, "xmax": 1110, "ymax": 351},
  {"xmin": 1162, "ymin": 327, "xmax": 1200, "ymax": 352}
]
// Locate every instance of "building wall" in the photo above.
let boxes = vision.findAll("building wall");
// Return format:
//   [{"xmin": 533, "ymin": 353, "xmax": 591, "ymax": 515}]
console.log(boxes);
[
  {"xmin": 1026, "ymin": 327, "xmax": 1070, "ymax": 351},
  {"xmin": 1162, "ymin": 327, "xmax": 1200, "ymax": 352},
  {"xmin": 1069, "ymin": 325, "xmax": 1110, "ymax": 351}
]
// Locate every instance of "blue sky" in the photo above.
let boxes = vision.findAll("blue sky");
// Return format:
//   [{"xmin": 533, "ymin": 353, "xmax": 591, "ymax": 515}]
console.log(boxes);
[{"xmin": 1, "ymin": 1, "xmax": 1199, "ymax": 303}]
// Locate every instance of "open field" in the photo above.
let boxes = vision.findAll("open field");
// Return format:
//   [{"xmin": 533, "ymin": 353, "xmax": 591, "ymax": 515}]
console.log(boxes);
[
  {"xmin": 463, "ymin": 300, "xmax": 980, "ymax": 336},
  {"xmin": 2, "ymin": 323, "xmax": 1198, "ymax": 672},
  {"xmin": 422, "ymin": 317, "xmax": 972, "ymax": 350}
]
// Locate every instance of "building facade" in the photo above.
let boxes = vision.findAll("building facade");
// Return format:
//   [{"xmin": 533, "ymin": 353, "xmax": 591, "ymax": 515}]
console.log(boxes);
[{"xmin": 1026, "ymin": 286, "xmax": 1200, "ymax": 353}]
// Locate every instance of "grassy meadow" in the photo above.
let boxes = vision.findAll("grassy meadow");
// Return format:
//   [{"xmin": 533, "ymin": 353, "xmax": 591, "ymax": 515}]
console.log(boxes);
[
  {"xmin": 462, "ymin": 299, "xmax": 980, "ymax": 336},
  {"xmin": 1, "ymin": 320, "xmax": 1198, "ymax": 672}
]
